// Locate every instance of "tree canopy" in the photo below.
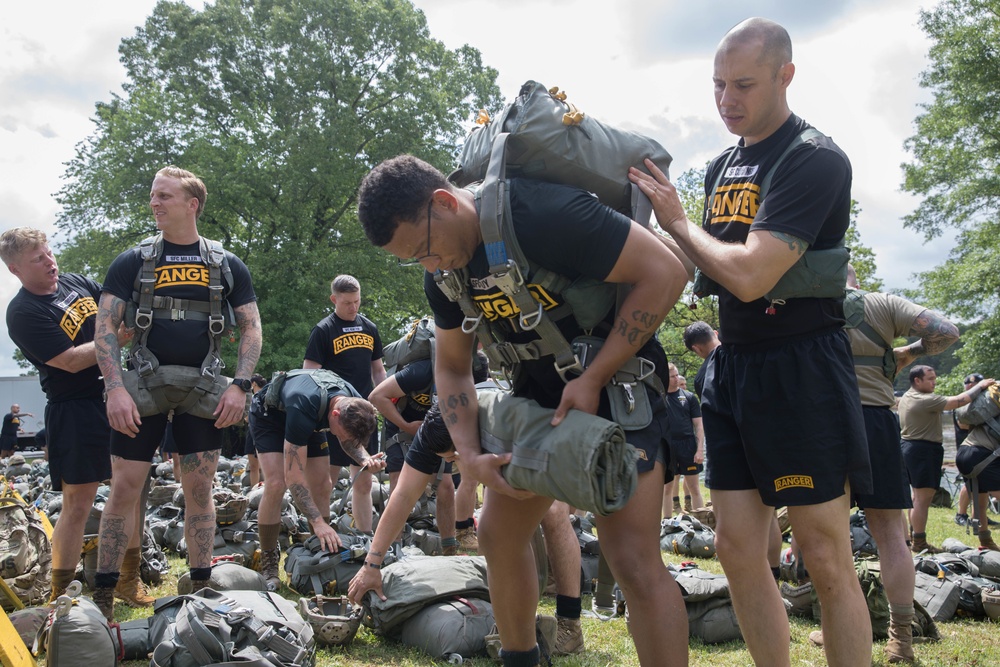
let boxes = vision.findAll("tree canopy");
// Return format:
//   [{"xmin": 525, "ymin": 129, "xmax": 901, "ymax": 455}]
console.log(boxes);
[
  {"xmin": 901, "ymin": 0, "xmax": 1000, "ymax": 383},
  {"xmin": 55, "ymin": 0, "xmax": 502, "ymax": 374}
]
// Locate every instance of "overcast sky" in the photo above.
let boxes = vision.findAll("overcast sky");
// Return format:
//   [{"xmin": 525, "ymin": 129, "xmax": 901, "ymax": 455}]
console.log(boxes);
[{"xmin": 0, "ymin": 0, "xmax": 949, "ymax": 376}]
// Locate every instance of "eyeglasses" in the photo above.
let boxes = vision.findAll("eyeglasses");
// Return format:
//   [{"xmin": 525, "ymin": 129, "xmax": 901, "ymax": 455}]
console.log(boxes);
[{"xmin": 398, "ymin": 200, "xmax": 440, "ymax": 267}]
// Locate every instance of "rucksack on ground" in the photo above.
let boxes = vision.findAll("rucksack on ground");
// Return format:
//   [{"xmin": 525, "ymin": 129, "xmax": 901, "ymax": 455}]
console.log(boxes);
[
  {"xmin": 36, "ymin": 582, "xmax": 121, "ymax": 666},
  {"xmin": 176, "ymin": 559, "xmax": 266, "ymax": 594},
  {"xmin": 398, "ymin": 596, "xmax": 495, "ymax": 660},
  {"xmin": 0, "ymin": 492, "xmax": 52, "ymax": 610},
  {"xmin": 148, "ymin": 588, "xmax": 315, "ymax": 667},
  {"xmin": 660, "ymin": 515, "xmax": 716, "ymax": 558}
]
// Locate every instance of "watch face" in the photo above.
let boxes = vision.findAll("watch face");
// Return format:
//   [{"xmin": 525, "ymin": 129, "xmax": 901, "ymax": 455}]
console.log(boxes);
[{"xmin": 235, "ymin": 378, "xmax": 251, "ymax": 392}]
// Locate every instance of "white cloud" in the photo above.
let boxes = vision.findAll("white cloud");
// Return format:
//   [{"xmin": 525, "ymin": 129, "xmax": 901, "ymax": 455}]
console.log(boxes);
[{"xmin": 0, "ymin": 0, "xmax": 949, "ymax": 375}]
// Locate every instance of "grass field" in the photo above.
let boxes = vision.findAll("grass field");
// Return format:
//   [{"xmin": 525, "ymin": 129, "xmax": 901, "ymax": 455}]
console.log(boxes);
[{"xmin": 97, "ymin": 490, "xmax": 1000, "ymax": 667}]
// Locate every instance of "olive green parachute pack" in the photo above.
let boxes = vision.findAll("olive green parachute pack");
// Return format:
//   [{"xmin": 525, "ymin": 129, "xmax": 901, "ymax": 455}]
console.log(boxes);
[
  {"xmin": 442, "ymin": 80, "xmax": 671, "ymax": 391},
  {"xmin": 691, "ymin": 128, "xmax": 850, "ymax": 310},
  {"xmin": 843, "ymin": 288, "xmax": 898, "ymax": 380}
]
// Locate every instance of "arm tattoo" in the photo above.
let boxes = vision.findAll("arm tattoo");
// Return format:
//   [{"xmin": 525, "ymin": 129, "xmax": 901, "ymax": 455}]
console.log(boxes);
[
  {"xmin": 98, "ymin": 513, "xmax": 129, "ymax": 572},
  {"xmin": 614, "ymin": 308, "xmax": 661, "ymax": 347},
  {"xmin": 289, "ymin": 482, "xmax": 322, "ymax": 522},
  {"xmin": 233, "ymin": 302, "xmax": 262, "ymax": 379},
  {"xmin": 441, "ymin": 392, "xmax": 469, "ymax": 427},
  {"xmin": 769, "ymin": 231, "xmax": 808, "ymax": 256},
  {"xmin": 909, "ymin": 309, "xmax": 960, "ymax": 357},
  {"xmin": 96, "ymin": 295, "xmax": 128, "ymax": 388},
  {"xmin": 340, "ymin": 440, "xmax": 368, "ymax": 466}
]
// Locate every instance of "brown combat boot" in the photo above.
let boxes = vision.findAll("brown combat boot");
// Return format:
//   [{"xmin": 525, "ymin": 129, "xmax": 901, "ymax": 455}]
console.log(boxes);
[
  {"xmin": 456, "ymin": 526, "xmax": 479, "ymax": 551},
  {"xmin": 48, "ymin": 569, "xmax": 76, "ymax": 603},
  {"xmin": 260, "ymin": 547, "xmax": 281, "ymax": 591},
  {"xmin": 910, "ymin": 532, "xmax": 943, "ymax": 554},
  {"xmin": 672, "ymin": 496, "xmax": 681, "ymax": 516},
  {"xmin": 92, "ymin": 587, "xmax": 115, "ymax": 621},
  {"xmin": 886, "ymin": 604, "xmax": 915, "ymax": 663},
  {"xmin": 683, "ymin": 495, "xmax": 693, "ymax": 513},
  {"xmin": 555, "ymin": 616, "xmax": 584, "ymax": 655},
  {"xmin": 979, "ymin": 529, "xmax": 1000, "ymax": 552},
  {"xmin": 115, "ymin": 548, "xmax": 155, "ymax": 607}
]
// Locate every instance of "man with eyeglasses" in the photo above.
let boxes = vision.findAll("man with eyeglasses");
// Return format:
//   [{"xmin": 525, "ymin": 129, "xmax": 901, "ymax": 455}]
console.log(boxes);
[
  {"xmin": 302, "ymin": 274, "xmax": 386, "ymax": 538},
  {"xmin": 357, "ymin": 155, "xmax": 690, "ymax": 667}
]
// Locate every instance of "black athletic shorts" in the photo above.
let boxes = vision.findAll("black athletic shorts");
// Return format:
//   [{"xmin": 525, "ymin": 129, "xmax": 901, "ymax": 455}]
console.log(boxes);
[
  {"xmin": 248, "ymin": 410, "xmax": 328, "ymax": 458},
  {"xmin": 45, "ymin": 397, "xmax": 112, "ymax": 491},
  {"xmin": 403, "ymin": 431, "xmax": 453, "ymax": 476},
  {"xmin": 668, "ymin": 436, "xmax": 704, "ymax": 476},
  {"xmin": 901, "ymin": 439, "xmax": 944, "ymax": 489},
  {"xmin": 0, "ymin": 434, "xmax": 17, "ymax": 453},
  {"xmin": 328, "ymin": 428, "xmax": 379, "ymax": 467},
  {"xmin": 111, "ymin": 412, "xmax": 222, "ymax": 462},
  {"xmin": 854, "ymin": 406, "xmax": 912, "ymax": 510},
  {"xmin": 244, "ymin": 429, "xmax": 257, "ymax": 456},
  {"xmin": 958, "ymin": 445, "xmax": 1000, "ymax": 493},
  {"xmin": 702, "ymin": 329, "xmax": 872, "ymax": 506},
  {"xmin": 384, "ymin": 433, "xmax": 412, "ymax": 474}
]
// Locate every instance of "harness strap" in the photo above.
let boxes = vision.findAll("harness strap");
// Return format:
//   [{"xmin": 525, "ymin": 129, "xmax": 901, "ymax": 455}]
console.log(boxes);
[{"xmin": 965, "ymin": 417, "xmax": 1000, "ymax": 534}]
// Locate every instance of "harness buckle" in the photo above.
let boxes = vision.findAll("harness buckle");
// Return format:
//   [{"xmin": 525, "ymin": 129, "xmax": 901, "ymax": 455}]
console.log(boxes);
[
  {"xmin": 519, "ymin": 302, "xmax": 544, "ymax": 331},
  {"xmin": 208, "ymin": 315, "xmax": 226, "ymax": 336},
  {"xmin": 135, "ymin": 308, "xmax": 153, "ymax": 330},
  {"xmin": 460, "ymin": 312, "xmax": 483, "ymax": 335},
  {"xmin": 554, "ymin": 354, "xmax": 583, "ymax": 384},
  {"xmin": 169, "ymin": 308, "xmax": 186, "ymax": 321},
  {"xmin": 620, "ymin": 383, "xmax": 636, "ymax": 414},
  {"xmin": 490, "ymin": 342, "xmax": 521, "ymax": 368}
]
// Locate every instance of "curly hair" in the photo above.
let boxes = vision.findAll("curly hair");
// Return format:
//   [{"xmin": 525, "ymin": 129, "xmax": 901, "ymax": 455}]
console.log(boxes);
[
  {"xmin": 335, "ymin": 396, "xmax": 377, "ymax": 447},
  {"xmin": 357, "ymin": 155, "xmax": 450, "ymax": 247}
]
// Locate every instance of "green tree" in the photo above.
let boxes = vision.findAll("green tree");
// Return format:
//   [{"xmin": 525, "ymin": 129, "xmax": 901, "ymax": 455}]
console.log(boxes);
[
  {"xmin": 55, "ymin": 0, "xmax": 501, "ymax": 374},
  {"xmin": 900, "ymin": 0, "xmax": 1000, "ymax": 381}
]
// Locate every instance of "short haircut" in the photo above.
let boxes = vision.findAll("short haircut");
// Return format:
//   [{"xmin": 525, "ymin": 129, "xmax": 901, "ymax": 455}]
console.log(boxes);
[
  {"xmin": 156, "ymin": 166, "xmax": 208, "ymax": 219},
  {"xmin": 722, "ymin": 17, "xmax": 792, "ymax": 78},
  {"xmin": 0, "ymin": 227, "xmax": 47, "ymax": 266},
  {"xmin": 331, "ymin": 275, "xmax": 360, "ymax": 295},
  {"xmin": 909, "ymin": 365, "xmax": 934, "ymax": 385},
  {"xmin": 250, "ymin": 374, "xmax": 267, "ymax": 389},
  {"xmin": 334, "ymin": 397, "xmax": 377, "ymax": 450},
  {"xmin": 416, "ymin": 401, "xmax": 454, "ymax": 455},
  {"xmin": 683, "ymin": 322, "xmax": 716, "ymax": 351},
  {"xmin": 964, "ymin": 373, "xmax": 984, "ymax": 386},
  {"xmin": 357, "ymin": 155, "xmax": 450, "ymax": 247}
]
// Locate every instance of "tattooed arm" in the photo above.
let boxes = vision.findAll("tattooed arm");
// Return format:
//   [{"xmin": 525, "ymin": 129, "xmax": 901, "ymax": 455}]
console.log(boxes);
[
  {"xmin": 284, "ymin": 440, "xmax": 342, "ymax": 552},
  {"xmin": 96, "ymin": 292, "xmax": 141, "ymax": 437},
  {"xmin": 629, "ymin": 157, "xmax": 823, "ymax": 302},
  {"xmin": 551, "ymin": 221, "xmax": 686, "ymax": 424},
  {"xmin": 214, "ymin": 301, "xmax": 263, "ymax": 429},
  {"xmin": 894, "ymin": 308, "xmax": 960, "ymax": 371}
]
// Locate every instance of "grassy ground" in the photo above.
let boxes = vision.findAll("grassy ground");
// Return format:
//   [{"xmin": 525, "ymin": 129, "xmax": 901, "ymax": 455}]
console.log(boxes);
[{"xmin": 100, "ymin": 495, "xmax": 998, "ymax": 666}]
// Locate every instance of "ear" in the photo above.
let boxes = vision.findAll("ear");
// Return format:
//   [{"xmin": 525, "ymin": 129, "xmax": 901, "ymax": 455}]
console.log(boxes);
[
  {"xmin": 329, "ymin": 292, "xmax": 337, "ymax": 306},
  {"xmin": 430, "ymin": 187, "xmax": 460, "ymax": 214},
  {"xmin": 778, "ymin": 62, "xmax": 795, "ymax": 89}
]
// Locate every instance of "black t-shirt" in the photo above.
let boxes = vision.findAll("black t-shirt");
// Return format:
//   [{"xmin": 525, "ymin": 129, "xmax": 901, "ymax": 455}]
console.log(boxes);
[
  {"xmin": 6, "ymin": 273, "xmax": 103, "ymax": 401},
  {"xmin": 304, "ymin": 313, "xmax": 384, "ymax": 397},
  {"xmin": 102, "ymin": 240, "xmax": 256, "ymax": 367},
  {"xmin": 385, "ymin": 359, "xmax": 434, "ymax": 440},
  {"xmin": 702, "ymin": 114, "xmax": 852, "ymax": 345},
  {"xmin": 426, "ymin": 178, "xmax": 653, "ymax": 408},
  {"xmin": 1, "ymin": 413, "xmax": 19, "ymax": 437},
  {"xmin": 275, "ymin": 373, "xmax": 362, "ymax": 446},
  {"xmin": 665, "ymin": 389, "xmax": 701, "ymax": 442}
]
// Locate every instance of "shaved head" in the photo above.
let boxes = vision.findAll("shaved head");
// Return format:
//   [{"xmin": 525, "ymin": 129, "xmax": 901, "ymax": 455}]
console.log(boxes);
[{"xmin": 718, "ymin": 17, "xmax": 792, "ymax": 78}]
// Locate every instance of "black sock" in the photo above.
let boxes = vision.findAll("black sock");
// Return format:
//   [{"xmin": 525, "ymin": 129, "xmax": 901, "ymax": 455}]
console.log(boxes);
[
  {"xmin": 95, "ymin": 572, "xmax": 120, "ymax": 589},
  {"xmin": 190, "ymin": 567, "xmax": 212, "ymax": 581},
  {"xmin": 555, "ymin": 594, "xmax": 582, "ymax": 620},
  {"xmin": 500, "ymin": 646, "xmax": 539, "ymax": 667},
  {"xmin": 770, "ymin": 566, "xmax": 780, "ymax": 581},
  {"xmin": 456, "ymin": 518, "xmax": 474, "ymax": 530}
]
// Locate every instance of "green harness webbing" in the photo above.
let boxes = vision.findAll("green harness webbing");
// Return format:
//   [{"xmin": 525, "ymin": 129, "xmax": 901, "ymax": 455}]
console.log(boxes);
[
  {"xmin": 964, "ymin": 417, "xmax": 1000, "ymax": 536},
  {"xmin": 129, "ymin": 233, "xmax": 234, "ymax": 379},
  {"xmin": 844, "ymin": 288, "xmax": 898, "ymax": 380}
]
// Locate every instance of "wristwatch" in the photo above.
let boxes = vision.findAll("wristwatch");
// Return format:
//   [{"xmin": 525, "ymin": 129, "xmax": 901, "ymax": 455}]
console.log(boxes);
[{"xmin": 233, "ymin": 377, "xmax": 252, "ymax": 392}]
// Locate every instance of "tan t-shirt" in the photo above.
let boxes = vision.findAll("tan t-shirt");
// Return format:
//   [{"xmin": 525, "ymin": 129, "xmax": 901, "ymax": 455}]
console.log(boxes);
[
  {"xmin": 848, "ymin": 291, "xmax": 925, "ymax": 407},
  {"xmin": 898, "ymin": 387, "xmax": 949, "ymax": 442}
]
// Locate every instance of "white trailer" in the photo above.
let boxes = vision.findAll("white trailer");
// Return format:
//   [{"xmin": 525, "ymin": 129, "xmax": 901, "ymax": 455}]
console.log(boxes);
[{"xmin": 0, "ymin": 376, "xmax": 47, "ymax": 444}]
